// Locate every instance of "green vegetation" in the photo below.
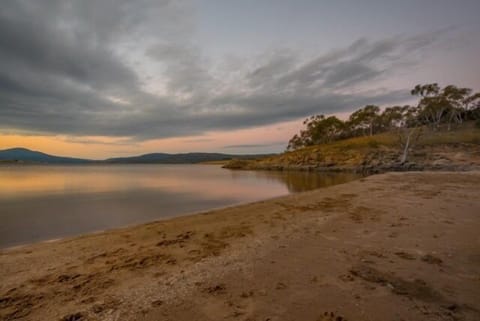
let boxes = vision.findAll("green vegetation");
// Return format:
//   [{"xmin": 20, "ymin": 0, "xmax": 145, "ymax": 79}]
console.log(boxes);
[
  {"xmin": 225, "ymin": 122, "xmax": 480, "ymax": 172},
  {"xmin": 224, "ymin": 83, "xmax": 480, "ymax": 172},
  {"xmin": 287, "ymin": 83, "xmax": 480, "ymax": 151}
]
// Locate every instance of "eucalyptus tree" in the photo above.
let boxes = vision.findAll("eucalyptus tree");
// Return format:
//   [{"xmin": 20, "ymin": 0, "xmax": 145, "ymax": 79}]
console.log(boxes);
[
  {"xmin": 442, "ymin": 85, "xmax": 473, "ymax": 130},
  {"xmin": 411, "ymin": 83, "xmax": 446, "ymax": 129},
  {"xmin": 286, "ymin": 114, "xmax": 345, "ymax": 150},
  {"xmin": 464, "ymin": 92, "xmax": 480, "ymax": 121},
  {"xmin": 348, "ymin": 105, "xmax": 381, "ymax": 136},
  {"xmin": 411, "ymin": 83, "xmax": 479, "ymax": 130},
  {"xmin": 379, "ymin": 105, "xmax": 410, "ymax": 130}
]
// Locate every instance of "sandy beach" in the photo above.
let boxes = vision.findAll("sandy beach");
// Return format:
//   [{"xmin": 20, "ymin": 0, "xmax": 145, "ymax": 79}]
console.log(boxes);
[{"xmin": 1, "ymin": 171, "xmax": 479, "ymax": 321}]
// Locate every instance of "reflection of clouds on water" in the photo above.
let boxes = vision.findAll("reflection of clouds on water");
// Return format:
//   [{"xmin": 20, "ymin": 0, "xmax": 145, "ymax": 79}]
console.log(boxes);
[
  {"xmin": 0, "ymin": 165, "xmax": 282, "ymax": 200},
  {"xmin": 0, "ymin": 165, "xmax": 362, "ymax": 247},
  {"xmin": 0, "ymin": 165, "xmax": 361, "ymax": 199}
]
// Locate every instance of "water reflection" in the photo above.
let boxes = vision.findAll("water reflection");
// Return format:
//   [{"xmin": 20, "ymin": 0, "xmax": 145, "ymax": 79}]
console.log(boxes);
[
  {"xmin": 0, "ymin": 165, "xmax": 281, "ymax": 200},
  {"xmin": 251, "ymin": 171, "xmax": 361, "ymax": 193},
  {"xmin": 0, "ymin": 165, "xmax": 361, "ymax": 248}
]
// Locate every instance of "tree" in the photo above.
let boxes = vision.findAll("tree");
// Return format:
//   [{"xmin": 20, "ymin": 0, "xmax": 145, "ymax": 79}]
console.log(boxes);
[
  {"xmin": 286, "ymin": 115, "xmax": 345, "ymax": 150},
  {"xmin": 411, "ymin": 83, "xmax": 441, "ymax": 98},
  {"xmin": 312, "ymin": 116, "xmax": 344, "ymax": 143},
  {"xmin": 286, "ymin": 82, "xmax": 476, "ymax": 153},
  {"xmin": 411, "ymin": 83, "xmax": 446, "ymax": 129},
  {"xmin": 463, "ymin": 92, "xmax": 480, "ymax": 121},
  {"xmin": 398, "ymin": 127, "xmax": 423, "ymax": 164},
  {"xmin": 391, "ymin": 105, "xmax": 422, "ymax": 164},
  {"xmin": 411, "ymin": 84, "xmax": 480, "ymax": 130},
  {"xmin": 379, "ymin": 105, "xmax": 410, "ymax": 131},
  {"xmin": 286, "ymin": 134, "xmax": 303, "ymax": 151},
  {"xmin": 442, "ymin": 85, "xmax": 472, "ymax": 130},
  {"xmin": 348, "ymin": 105, "xmax": 381, "ymax": 136}
]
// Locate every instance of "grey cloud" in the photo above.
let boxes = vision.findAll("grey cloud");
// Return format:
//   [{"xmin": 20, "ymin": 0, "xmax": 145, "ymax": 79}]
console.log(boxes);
[
  {"xmin": 0, "ymin": 1, "xmax": 445, "ymax": 141},
  {"xmin": 274, "ymin": 33, "xmax": 441, "ymax": 92},
  {"xmin": 273, "ymin": 39, "xmax": 371, "ymax": 89},
  {"xmin": 146, "ymin": 43, "xmax": 212, "ymax": 96},
  {"xmin": 207, "ymin": 89, "xmax": 408, "ymax": 131},
  {"xmin": 0, "ymin": 2, "xmax": 139, "ymax": 92},
  {"xmin": 322, "ymin": 62, "xmax": 381, "ymax": 87},
  {"xmin": 247, "ymin": 50, "xmax": 296, "ymax": 88}
]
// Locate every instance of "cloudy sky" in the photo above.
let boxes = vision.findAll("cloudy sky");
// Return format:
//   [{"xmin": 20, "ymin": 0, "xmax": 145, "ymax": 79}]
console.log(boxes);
[{"xmin": 1, "ymin": 0, "xmax": 479, "ymax": 158}]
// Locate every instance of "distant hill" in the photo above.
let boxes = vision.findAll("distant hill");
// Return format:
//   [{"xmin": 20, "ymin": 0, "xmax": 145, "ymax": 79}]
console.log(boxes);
[
  {"xmin": 0, "ymin": 148, "xmax": 91, "ymax": 164},
  {"xmin": 0, "ymin": 147, "xmax": 274, "ymax": 164},
  {"xmin": 105, "ymin": 152, "xmax": 273, "ymax": 164}
]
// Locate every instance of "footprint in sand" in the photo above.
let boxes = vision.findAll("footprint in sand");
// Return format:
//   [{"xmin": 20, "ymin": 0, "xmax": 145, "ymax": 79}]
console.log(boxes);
[
  {"xmin": 60, "ymin": 312, "xmax": 85, "ymax": 321},
  {"xmin": 317, "ymin": 311, "xmax": 348, "ymax": 321},
  {"xmin": 151, "ymin": 299, "xmax": 163, "ymax": 307},
  {"xmin": 203, "ymin": 284, "xmax": 227, "ymax": 295},
  {"xmin": 421, "ymin": 254, "xmax": 443, "ymax": 265},
  {"xmin": 394, "ymin": 251, "xmax": 416, "ymax": 260}
]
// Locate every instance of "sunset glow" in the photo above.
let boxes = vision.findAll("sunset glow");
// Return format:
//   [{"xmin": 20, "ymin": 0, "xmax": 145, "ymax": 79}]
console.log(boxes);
[{"xmin": 1, "ymin": 1, "xmax": 479, "ymax": 156}]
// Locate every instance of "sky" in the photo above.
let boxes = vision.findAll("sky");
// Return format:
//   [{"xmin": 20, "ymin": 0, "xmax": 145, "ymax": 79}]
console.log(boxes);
[{"xmin": 1, "ymin": 0, "xmax": 479, "ymax": 159}]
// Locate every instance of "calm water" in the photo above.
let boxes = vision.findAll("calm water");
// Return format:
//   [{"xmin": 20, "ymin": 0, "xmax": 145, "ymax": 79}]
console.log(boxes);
[{"xmin": 0, "ymin": 165, "xmax": 360, "ymax": 248}]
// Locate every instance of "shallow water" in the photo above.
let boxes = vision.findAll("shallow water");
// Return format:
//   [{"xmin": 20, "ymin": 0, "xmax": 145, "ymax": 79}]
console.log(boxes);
[{"xmin": 0, "ymin": 164, "xmax": 360, "ymax": 248}]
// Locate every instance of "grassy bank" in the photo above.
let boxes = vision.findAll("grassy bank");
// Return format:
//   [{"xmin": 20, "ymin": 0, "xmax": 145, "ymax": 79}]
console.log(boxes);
[{"xmin": 224, "ymin": 122, "xmax": 480, "ymax": 172}]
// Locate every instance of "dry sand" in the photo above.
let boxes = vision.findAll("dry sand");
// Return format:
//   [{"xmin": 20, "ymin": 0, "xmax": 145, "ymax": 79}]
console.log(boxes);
[{"xmin": 1, "ymin": 171, "xmax": 479, "ymax": 321}]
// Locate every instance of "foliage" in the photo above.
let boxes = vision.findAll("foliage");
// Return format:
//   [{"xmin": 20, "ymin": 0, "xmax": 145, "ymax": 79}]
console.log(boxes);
[
  {"xmin": 347, "ymin": 105, "xmax": 380, "ymax": 137},
  {"xmin": 287, "ymin": 83, "xmax": 480, "ymax": 151},
  {"xmin": 287, "ymin": 115, "xmax": 344, "ymax": 150}
]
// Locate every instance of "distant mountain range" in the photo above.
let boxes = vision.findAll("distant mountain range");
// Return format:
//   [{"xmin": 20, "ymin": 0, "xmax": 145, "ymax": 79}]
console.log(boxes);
[
  {"xmin": 0, "ymin": 147, "xmax": 274, "ymax": 164},
  {"xmin": 0, "ymin": 148, "xmax": 91, "ymax": 164}
]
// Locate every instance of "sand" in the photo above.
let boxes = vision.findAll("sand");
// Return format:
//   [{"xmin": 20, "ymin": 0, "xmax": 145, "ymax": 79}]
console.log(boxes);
[{"xmin": 1, "ymin": 171, "xmax": 479, "ymax": 321}]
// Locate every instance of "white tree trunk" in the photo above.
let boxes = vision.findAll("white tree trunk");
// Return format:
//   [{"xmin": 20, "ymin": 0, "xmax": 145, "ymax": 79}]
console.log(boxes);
[{"xmin": 400, "ymin": 129, "xmax": 414, "ymax": 164}]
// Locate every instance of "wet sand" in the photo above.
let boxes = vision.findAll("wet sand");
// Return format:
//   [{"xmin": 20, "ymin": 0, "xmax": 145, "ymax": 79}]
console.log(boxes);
[{"xmin": 1, "ymin": 172, "xmax": 479, "ymax": 321}]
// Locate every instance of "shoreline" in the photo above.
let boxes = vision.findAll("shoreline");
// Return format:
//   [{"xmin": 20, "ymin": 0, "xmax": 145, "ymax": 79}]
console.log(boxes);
[
  {"xmin": 0, "ymin": 167, "xmax": 362, "ymax": 250},
  {"xmin": 0, "ymin": 193, "xmax": 297, "ymax": 252},
  {"xmin": 1, "ymin": 171, "xmax": 479, "ymax": 321},
  {"xmin": 224, "ymin": 162, "xmax": 480, "ymax": 174}
]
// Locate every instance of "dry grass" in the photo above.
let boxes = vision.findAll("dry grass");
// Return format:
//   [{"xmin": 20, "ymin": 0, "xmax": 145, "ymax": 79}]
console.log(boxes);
[{"xmin": 224, "ymin": 121, "xmax": 480, "ymax": 170}]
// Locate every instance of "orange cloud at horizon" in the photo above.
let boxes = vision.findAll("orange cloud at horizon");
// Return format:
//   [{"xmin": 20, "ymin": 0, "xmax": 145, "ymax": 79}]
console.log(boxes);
[
  {"xmin": 0, "ymin": 118, "xmax": 306, "ymax": 159},
  {"xmin": 0, "ymin": 135, "xmax": 136, "ymax": 159}
]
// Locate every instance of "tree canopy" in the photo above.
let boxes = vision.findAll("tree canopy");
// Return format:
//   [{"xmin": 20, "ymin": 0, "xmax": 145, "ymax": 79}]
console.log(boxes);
[{"xmin": 287, "ymin": 83, "xmax": 480, "ymax": 151}]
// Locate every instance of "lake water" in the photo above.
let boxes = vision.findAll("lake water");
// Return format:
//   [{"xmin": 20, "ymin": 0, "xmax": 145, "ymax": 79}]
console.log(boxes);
[{"xmin": 0, "ymin": 165, "xmax": 361, "ymax": 248}]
